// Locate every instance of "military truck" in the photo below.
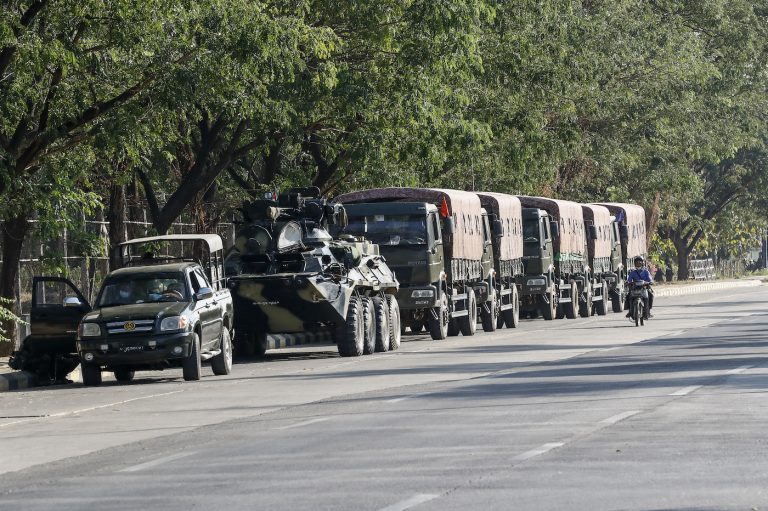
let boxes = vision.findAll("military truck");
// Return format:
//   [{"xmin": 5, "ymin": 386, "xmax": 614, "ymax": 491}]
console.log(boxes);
[
  {"xmin": 517, "ymin": 197, "xmax": 591, "ymax": 320},
  {"xmin": 476, "ymin": 192, "xmax": 524, "ymax": 329},
  {"xmin": 593, "ymin": 202, "xmax": 648, "ymax": 311},
  {"xmin": 335, "ymin": 188, "xmax": 494, "ymax": 340},
  {"xmin": 225, "ymin": 188, "xmax": 401, "ymax": 358},
  {"xmin": 580, "ymin": 204, "xmax": 617, "ymax": 315}
]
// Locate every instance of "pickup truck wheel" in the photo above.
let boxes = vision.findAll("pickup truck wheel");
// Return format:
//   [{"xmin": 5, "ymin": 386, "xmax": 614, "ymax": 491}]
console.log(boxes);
[
  {"xmin": 386, "ymin": 295, "xmax": 401, "ymax": 350},
  {"xmin": 82, "ymin": 363, "xmax": 102, "ymax": 386},
  {"xmin": 429, "ymin": 293, "xmax": 449, "ymax": 340},
  {"xmin": 211, "ymin": 329, "xmax": 233, "ymax": 375},
  {"xmin": 337, "ymin": 296, "xmax": 364, "ymax": 357},
  {"xmin": 502, "ymin": 285, "xmax": 520, "ymax": 328},
  {"xmin": 182, "ymin": 333, "xmax": 202, "ymax": 381},
  {"xmin": 595, "ymin": 283, "xmax": 608, "ymax": 316},
  {"xmin": 113, "ymin": 368, "xmax": 135, "ymax": 382},
  {"xmin": 481, "ymin": 290, "xmax": 498, "ymax": 332},
  {"xmin": 373, "ymin": 296, "xmax": 390, "ymax": 352},
  {"xmin": 362, "ymin": 297, "xmax": 376, "ymax": 355},
  {"xmin": 458, "ymin": 288, "xmax": 478, "ymax": 336}
]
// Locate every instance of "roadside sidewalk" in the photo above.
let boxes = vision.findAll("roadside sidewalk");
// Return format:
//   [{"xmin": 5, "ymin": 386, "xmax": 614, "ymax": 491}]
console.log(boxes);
[{"xmin": 0, "ymin": 357, "xmax": 36, "ymax": 391}]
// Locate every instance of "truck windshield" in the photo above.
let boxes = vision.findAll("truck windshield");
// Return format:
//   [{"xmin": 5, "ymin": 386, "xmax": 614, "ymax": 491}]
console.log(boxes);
[
  {"xmin": 344, "ymin": 215, "xmax": 428, "ymax": 246},
  {"xmin": 523, "ymin": 220, "xmax": 540, "ymax": 243},
  {"xmin": 97, "ymin": 272, "xmax": 188, "ymax": 307}
]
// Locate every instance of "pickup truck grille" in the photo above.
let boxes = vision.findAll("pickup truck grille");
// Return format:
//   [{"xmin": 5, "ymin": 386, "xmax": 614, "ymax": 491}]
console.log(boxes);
[{"xmin": 106, "ymin": 319, "xmax": 155, "ymax": 335}]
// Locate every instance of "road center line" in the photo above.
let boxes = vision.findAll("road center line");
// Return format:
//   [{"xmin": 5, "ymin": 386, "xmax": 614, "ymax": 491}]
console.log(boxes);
[
  {"xmin": 726, "ymin": 365, "xmax": 753, "ymax": 375},
  {"xmin": 599, "ymin": 410, "xmax": 642, "ymax": 425},
  {"xmin": 118, "ymin": 451, "xmax": 196, "ymax": 473},
  {"xmin": 598, "ymin": 347, "xmax": 620, "ymax": 352},
  {"xmin": 669, "ymin": 385, "xmax": 702, "ymax": 396},
  {"xmin": 275, "ymin": 417, "xmax": 328, "ymax": 430},
  {"xmin": 377, "ymin": 494, "xmax": 440, "ymax": 511},
  {"xmin": 386, "ymin": 391, "xmax": 433, "ymax": 404},
  {"xmin": 514, "ymin": 442, "xmax": 565, "ymax": 461}
]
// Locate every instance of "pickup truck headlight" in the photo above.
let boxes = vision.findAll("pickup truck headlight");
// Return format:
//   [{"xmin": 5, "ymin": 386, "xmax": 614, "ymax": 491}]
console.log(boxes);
[
  {"xmin": 526, "ymin": 278, "xmax": 547, "ymax": 287},
  {"xmin": 79, "ymin": 322, "xmax": 102, "ymax": 337},
  {"xmin": 411, "ymin": 290, "xmax": 435, "ymax": 298},
  {"xmin": 160, "ymin": 315, "xmax": 188, "ymax": 332}
]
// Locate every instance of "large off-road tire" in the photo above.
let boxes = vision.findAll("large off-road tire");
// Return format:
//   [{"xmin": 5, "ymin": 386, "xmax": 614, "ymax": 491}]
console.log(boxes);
[
  {"xmin": 82, "ymin": 363, "xmax": 102, "ymax": 386},
  {"xmin": 372, "ymin": 296, "xmax": 390, "ymax": 353},
  {"xmin": 458, "ymin": 288, "xmax": 478, "ymax": 336},
  {"xmin": 113, "ymin": 368, "xmax": 135, "ymax": 382},
  {"xmin": 386, "ymin": 295, "xmax": 401, "ymax": 351},
  {"xmin": 211, "ymin": 328, "xmax": 233, "ymax": 375},
  {"xmin": 428, "ymin": 292, "xmax": 450, "ymax": 340},
  {"xmin": 611, "ymin": 283, "xmax": 624, "ymax": 313},
  {"xmin": 338, "ymin": 296, "xmax": 365, "ymax": 357},
  {"xmin": 541, "ymin": 289, "xmax": 556, "ymax": 320},
  {"xmin": 502, "ymin": 285, "xmax": 520, "ymax": 328},
  {"xmin": 362, "ymin": 297, "xmax": 376, "ymax": 355},
  {"xmin": 579, "ymin": 282, "xmax": 593, "ymax": 318},
  {"xmin": 183, "ymin": 333, "xmax": 202, "ymax": 381},
  {"xmin": 563, "ymin": 282, "xmax": 578, "ymax": 319},
  {"xmin": 595, "ymin": 283, "xmax": 608, "ymax": 316},
  {"xmin": 480, "ymin": 289, "xmax": 498, "ymax": 333}
]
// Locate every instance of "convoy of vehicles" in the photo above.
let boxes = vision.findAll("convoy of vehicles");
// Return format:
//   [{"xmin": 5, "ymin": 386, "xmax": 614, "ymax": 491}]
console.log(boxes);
[{"xmin": 11, "ymin": 187, "xmax": 647, "ymax": 386}]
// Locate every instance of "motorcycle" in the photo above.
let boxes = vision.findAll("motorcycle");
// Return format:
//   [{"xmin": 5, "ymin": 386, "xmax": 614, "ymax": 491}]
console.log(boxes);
[{"xmin": 628, "ymin": 280, "xmax": 650, "ymax": 326}]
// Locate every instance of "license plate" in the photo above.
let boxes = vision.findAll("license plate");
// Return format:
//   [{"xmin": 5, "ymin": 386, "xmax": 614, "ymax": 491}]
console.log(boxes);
[{"xmin": 120, "ymin": 346, "xmax": 144, "ymax": 353}]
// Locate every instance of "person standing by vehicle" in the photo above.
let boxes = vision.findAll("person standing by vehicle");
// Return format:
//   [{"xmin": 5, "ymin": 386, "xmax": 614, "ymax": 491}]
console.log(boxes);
[{"xmin": 626, "ymin": 256, "xmax": 654, "ymax": 318}]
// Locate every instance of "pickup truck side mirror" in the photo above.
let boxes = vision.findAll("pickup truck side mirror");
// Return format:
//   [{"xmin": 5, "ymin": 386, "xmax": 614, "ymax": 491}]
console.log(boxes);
[
  {"xmin": 549, "ymin": 221, "xmax": 560, "ymax": 238},
  {"xmin": 63, "ymin": 296, "xmax": 84, "ymax": 308},
  {"xmin": 588, "ymin": 225, "xmax": 598, "ymax": 240},
  {"xmin": 492, "ymin": 219, "xmax": 503, "ymax": 238},
  {"xmin": 620, "ymin": 225, "xmax": 629, "ymax": 241},
  {"xmin": 195, "ymin": 287, "xmax": 214, "ymax": 301}
]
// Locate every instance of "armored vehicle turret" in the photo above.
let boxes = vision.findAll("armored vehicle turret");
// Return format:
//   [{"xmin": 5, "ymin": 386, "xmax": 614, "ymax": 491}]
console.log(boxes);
[{"xmin": 226, "ymin": 187, "xmax": 401, "ymax": 357}]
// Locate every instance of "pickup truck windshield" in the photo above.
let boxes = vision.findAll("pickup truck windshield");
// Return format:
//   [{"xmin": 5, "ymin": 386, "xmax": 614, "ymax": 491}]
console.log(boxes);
[
  {"xmin": 344, "ymin": 215, "xmax": 428, "ymax": 246},
  {"xmin": 97, "ymin": 272, "xmax": 188, "ymax": 307}
]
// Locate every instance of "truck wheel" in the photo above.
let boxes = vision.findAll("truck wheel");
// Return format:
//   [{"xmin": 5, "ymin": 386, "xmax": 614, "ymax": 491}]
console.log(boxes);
[
  {"xmin": 211, "ymin": 328, "xmax": 233, "ymax": 375},
  {"xmin": 372, "ymin": 296, "xmax": 390, "ymax": 353},
  {"xmin": 481, "ymin": 289, "xmax": 498, "ymax": 332},
  {"xmin": 182, "ymin": 333, "xmax": 202, "ymax": 381},
  {"xmin": 579, "ymin": 283, "xmax": 593, "ymax": 318},
  {"xmin": 611, "ymin": 283, "xmax": 624, "ymax": 313},
  {"xmin": 362, "ymin": 297, "xmax": 376, "ymax": 355},
  {"xmin": 458, "ymin": 288, "xmax": 478, "ymax": 336},
  {"xmin": 410, "ymin": 319, "xmax": 425, "ymax": 333},
  {"xmin": 338, "ymin": 296, "xmax": 364, "ymax": 357},
  {"xmin": 563, "ymin": 282, "xmax": 578, "ymax": 319},
  {"xmin": 595, "ymin": 284, "xmax": 608, "ymax": 316},
  {"xmin": 82, "ymin": 363, "xmax": 102, "ymax": 386},
  {"xmin": 113, "ymin": 368, "xmax": 135, "ymax": 382},
  {"xmin": 233, "ymin": 330, "xmax": 257, "ymax": 358},
  {"xmin": 386, "ymin": 295, "xmax": 401, "ymax": 350},
  {"xmin": 502, "ymin": 285, "xmax": 520, "ymax": 328},
  {"xmin": 541, "ymin": 289, "xmax": 556, "ymax": 320},
  {"xmin": 429, "ymin": 293, "xmax": 449, "ymax": 340}
]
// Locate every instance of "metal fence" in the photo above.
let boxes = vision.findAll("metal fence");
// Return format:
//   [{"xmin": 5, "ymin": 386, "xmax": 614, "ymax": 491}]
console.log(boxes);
[{"xmin": 690, "ymin": 258, "xmax": 716, "ymax": 281}]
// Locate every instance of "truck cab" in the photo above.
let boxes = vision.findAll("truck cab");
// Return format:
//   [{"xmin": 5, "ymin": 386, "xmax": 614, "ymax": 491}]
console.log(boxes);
[{"xmin": 518, "ymin": 208, "xmax": 558, "ymax": 319}]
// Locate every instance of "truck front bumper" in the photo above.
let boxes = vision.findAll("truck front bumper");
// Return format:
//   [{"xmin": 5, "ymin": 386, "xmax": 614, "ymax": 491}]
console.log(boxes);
[
  {"xmin": 395, "ymin": 285, "xmax": 440, "ymax": 310},
  {"xmin": 516, "ymin": 275, "xmax": 549, "ymax": 296},
  {"xmin": 77, "ymin": 331, "xmax": 196, "ymax": 366}
]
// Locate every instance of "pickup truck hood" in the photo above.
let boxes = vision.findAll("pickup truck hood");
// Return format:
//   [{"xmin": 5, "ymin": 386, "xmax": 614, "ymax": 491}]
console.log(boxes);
[{"xmin": 91, "ymin": 302, "xmax": 189, "ymax": 322}]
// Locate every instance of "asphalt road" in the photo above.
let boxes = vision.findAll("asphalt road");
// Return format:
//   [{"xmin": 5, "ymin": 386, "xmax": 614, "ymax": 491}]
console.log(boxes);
[{"xmin": 1, "ymin": 286, "xmax": 767, "ymax": 510}]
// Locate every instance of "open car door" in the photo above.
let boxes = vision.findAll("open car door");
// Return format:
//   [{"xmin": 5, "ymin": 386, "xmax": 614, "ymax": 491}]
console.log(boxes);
[{"xmin": 28, "ymin": 277, "xmax": 91, "ymax": 355}]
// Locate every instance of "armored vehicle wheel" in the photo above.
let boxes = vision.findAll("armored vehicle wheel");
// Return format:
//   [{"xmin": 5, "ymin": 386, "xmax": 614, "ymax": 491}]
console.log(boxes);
[
  {"xmin": 595, "ymin": 284, "xmax": 608, "ymax": 316},
  {"xmin": 82, "ymin": 363, "xmax": 102, "ymax": 386},
  {"xmin": 458, "ymin": 288, "xmax": 478, "ymax": 336},
  {"xmin": 338, "ymin": 296, "xmax": 365, "ymax": 357},
  {"xmin": 579, "ymin": 283, "xmax": 592, "ymax": 318},
  {"xmin": 373, "ymin": 296, "xmax": 390, "ymax": 352},
  {"xmin": 563, "ymin": 282, "xmax": 578, "ymax": 319},
  {"xmin": 541, "ymin": 289, "xmax": 556, "ymax": 320},
  {"xmin": 183, "ymin": 333, "xmax": 202, "ymax": 381},
  {"xmin": 611, "ymin": 283, "xmax": 624, "ymax": 313},
  {"xmin": 386, "ymin": 295, "xmax": 401, "ymax": 350},
  {"xmin": 362, "ymin": 297, "xmax": 376, "ymax": 355},
  {"xmin": 481, "ymin": 289, "xmax": 498, "ymax": 333},
  {"xmin": 502, "ymin": 285, "xmax": 520, "ymax": 328},
  {"xmin": 113, "ymin": 368, "xmax": 135, "ymax": 382},
  {"xmin": 428, "ymin": 292, "xmax": 450, "ymax": 340},
  {"xmin": 211, "ymin": 329, "xmax": 233, "ymax": 375}
]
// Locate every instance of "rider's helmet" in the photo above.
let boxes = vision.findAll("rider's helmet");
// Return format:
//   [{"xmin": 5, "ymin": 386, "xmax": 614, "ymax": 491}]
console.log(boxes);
[{"xmin": 634, "ymin": 256, "xmax": 644, "ymax": 268}]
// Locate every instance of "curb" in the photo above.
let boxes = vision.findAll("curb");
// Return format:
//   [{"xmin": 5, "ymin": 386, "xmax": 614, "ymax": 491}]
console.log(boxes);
[
  {"xmin": 0, "ymin": 370, "xmax": 37, "ymax": 392},
  {"xmin": 654, "ymin": 279, "xmax": 762, "ymax": 298}
]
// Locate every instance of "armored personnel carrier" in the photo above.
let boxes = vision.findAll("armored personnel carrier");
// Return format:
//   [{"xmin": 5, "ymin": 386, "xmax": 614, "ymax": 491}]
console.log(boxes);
[{"xmin": 226, "ymin": 187, "xmax": 401, "ymax": 357}]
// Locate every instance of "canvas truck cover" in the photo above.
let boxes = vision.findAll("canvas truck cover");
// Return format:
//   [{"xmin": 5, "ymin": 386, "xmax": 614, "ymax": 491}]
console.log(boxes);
[
  {"xmin": 517, "ymin": 196, "xmax": 587, "ymax": 261},
  {"xmin": 581, "ymin": 204, "xmax": 612, "ymax": 260},
  {"xmin": 594, "ymin": 202, "xmax": 647, "ymax": 260},
  {"xmin": 476, "ymin": 192, "xmax": 523, "ymax": 261},
  {"xmin": 335, "ymin": 187, "xmax": 485, "ymax": 261}
]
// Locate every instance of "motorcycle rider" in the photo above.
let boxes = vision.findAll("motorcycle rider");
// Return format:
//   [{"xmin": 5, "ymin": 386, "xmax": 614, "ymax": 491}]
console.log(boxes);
[{"xmin": 626, "ymin": 256, "xmax": 654, "ymax": 319}]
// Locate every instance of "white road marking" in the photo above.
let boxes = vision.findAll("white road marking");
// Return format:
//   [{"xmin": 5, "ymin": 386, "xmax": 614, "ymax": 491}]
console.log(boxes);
[
  {"xmin": 514, "ymin": 442, "xmax": 565, "ymax": 461},
  {"xmin": 598, "ymin": 347, "xmax": 620, "ymax": 352},
  {"xmin": 118, "ymin": 451, "xmax": 196, "ymax": 473},
  {"xmin": 665, "ymin": 330, "xmax": 685, "ymax": 337},
  {"xmin": 378, "ymin": 494, "xmax": 440, "ymax": 511},
  {"xmin": 275, "ymin": 417, "xmax": 328, "ymax": 430},
  {"xmin": 669, "ymin": 385, "xmax": 702, "ymax": 396},
  {"xmin": 726, "ymin": 365, "xmax": 753, "ymax": 375},
  {"xmin": 386, "ymin": 391, "xmax": 433, "ymax": 404},
  {"xmin": 599, "ymin": 410, "xmax": 642, "ymax": 425}
]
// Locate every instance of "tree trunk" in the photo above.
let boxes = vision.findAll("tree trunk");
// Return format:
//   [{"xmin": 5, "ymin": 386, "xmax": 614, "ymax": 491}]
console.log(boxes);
[
  {"xmin": 0, "ymin": 213, "xmax": 31, "ymax": 354},
  {"xmin": 107, "ymin": 183, "xmax": 127, "ymax": 270},
  {"xmin": 674, "ymin": 237, "xmax": 690, "ymax": 281}
]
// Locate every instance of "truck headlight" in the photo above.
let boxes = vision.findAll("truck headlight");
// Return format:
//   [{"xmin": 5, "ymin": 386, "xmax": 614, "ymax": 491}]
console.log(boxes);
[
  {"xmin": 527, "ymin": 278, "xmax": 547, "ymax": 287},
  {"xmin": 160, "ymin": 315, "xmax": 188, "ymax": 332},
  {"xmin": 411, "ymin": 290, "xmax": 435, "ymax": 298},
  {"xmin": 79, "ymin": 323, "xmax": 102, "ymax": 337}
]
